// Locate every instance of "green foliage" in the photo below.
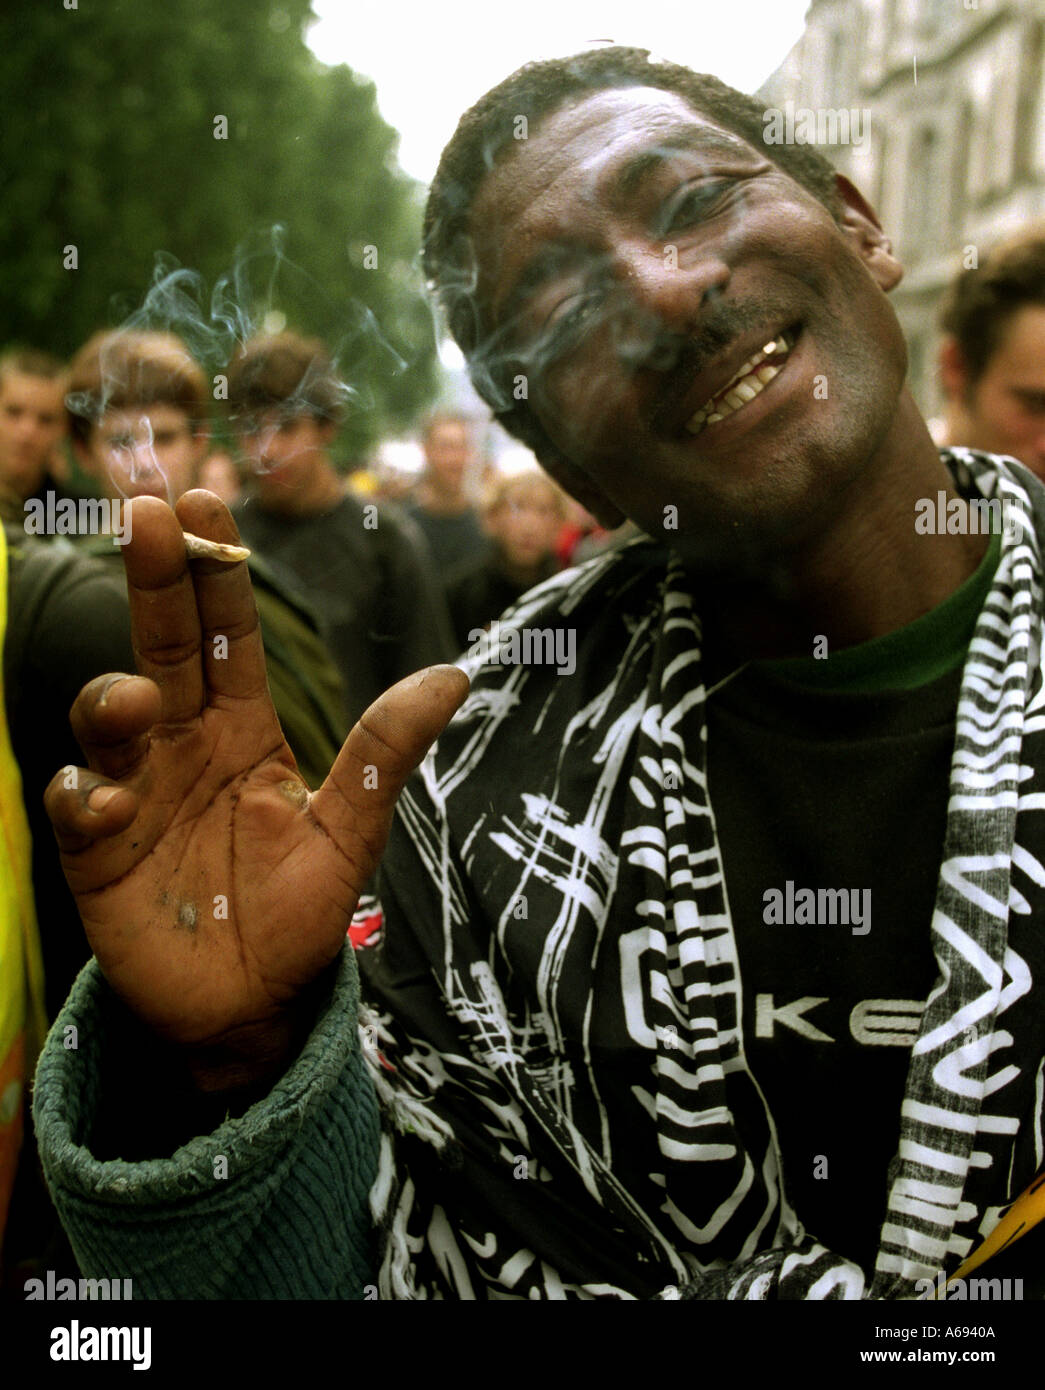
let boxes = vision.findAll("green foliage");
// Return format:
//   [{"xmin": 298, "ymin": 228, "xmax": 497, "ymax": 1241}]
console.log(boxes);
[{"xmin": 0, "ymin": 0, "xmax": 438, "ymax": 456}]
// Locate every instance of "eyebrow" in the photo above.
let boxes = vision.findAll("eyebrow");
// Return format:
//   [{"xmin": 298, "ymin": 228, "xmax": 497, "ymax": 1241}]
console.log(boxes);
[
  {"xmin": 608, "ymin": 127, "xmax": 758, "ymax": 205},
  {"xmin": 494, "ymin": 127, "xmax": 758, "ymax": 331}
]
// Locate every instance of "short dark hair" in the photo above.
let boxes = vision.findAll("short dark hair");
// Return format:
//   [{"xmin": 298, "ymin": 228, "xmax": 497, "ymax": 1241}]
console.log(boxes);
[
  {"xmin": 65, "ymin": 331, "xmax": 209, "ymax": 445},
  {"xmin": 225, "ymin": 331, "xmax": 346, "ymax": 426},
  {"xmin": 423, "ymin": 45, "xmax": 843, "ymax": 459},
  {"xmin": 0, "ymin": 346, "xmax": 66, "ymax": 383},
  {"xmin": 938, "ymin": 223, "xmax": 1045, "ymax": 384}
]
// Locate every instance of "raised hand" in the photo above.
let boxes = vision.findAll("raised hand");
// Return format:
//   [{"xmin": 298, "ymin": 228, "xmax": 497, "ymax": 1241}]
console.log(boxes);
[{"xmin": 44, "ymin": 490, "xmax": 468, "ymax": 1086}]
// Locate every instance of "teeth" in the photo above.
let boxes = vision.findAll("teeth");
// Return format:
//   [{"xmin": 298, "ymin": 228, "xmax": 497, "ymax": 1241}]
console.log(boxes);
[{"xmin": 684, "ymin": 330, "xmax": 794, "ymax": 435}]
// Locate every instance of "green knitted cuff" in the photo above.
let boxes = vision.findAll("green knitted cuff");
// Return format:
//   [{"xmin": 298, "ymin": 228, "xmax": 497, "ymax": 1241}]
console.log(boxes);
[{"xmin": 32, "ymin": 946, "xmax": 381, "ymax": 1299}]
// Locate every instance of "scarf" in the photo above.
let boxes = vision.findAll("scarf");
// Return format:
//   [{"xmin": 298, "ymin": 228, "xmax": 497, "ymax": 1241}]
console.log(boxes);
[{"xmin": 358, "ymin": 448, "xmax": 1045, "ymax": 1299}]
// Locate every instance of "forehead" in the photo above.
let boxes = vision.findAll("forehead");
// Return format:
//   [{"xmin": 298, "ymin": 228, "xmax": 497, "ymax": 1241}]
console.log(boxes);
[
  {"xmin": 994, "ymin": 305, "xmax": 1045, "ymax": 369},
  {"xmin": 96, "ymin": 404, "xmax": 190, "ymax": 435},
  {"xmin": 427, "ymin": 421, "xmax": 469, "ymax": 444},
  {"xmin": 0, "ymin": 371, "xmax": 64, "ymax": 409},
  {"xmin": 470, "ymin": 86, "xmax": 764, "ymax": 313}
]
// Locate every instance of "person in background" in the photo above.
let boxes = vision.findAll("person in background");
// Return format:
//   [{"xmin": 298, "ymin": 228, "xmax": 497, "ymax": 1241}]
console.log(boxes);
[
  {"xmin": 404, "ymin": 412, "xmax": 487, "ymax": 571},
  {"xmin": 228, "ymin": 332, "xmax": 455, "ymax": 725},
  {"xmin": 197, "ymin": 449, "xmax": 242, "ymax": 507},
  {"xmin": 0, "ymin": 505, "xmax": 131, "ymax": 1289},
  {"xmin": 936, "ymin": 224, "xmax": 1045, "ymax": 479},
  {"xmin": 0, "ymin": 348, "xmax": 75, "ymax": 526},
  {"xmin": 444, "ymin": 469, "xmax": 565, "ymax": 648}
]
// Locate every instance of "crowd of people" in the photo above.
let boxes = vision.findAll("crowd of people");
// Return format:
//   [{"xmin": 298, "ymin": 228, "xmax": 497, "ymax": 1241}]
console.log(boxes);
[{"xmin": 2, "ymin": 43, "xmax": 1045, "ymax": 1303}]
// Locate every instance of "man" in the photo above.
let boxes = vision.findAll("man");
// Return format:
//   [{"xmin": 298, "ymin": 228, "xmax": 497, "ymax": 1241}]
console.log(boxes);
[
  {"xmin": 404, "ymin": 412, "xmax": 488, "ymax": 571},
  {"xmin": 937, "ymin": 224, "xmax": 1045, "ymax": 478},
  {"xmin": 227, "ymin": 332, "xmax": 457, "ymax": 721},
  {"xmin": 0, "ymin": 349, "xmax": 73, "ymax": 525},
  {"xmin": 34, "ymin": 48, "xmax": 1045, "ymax": 1301}
]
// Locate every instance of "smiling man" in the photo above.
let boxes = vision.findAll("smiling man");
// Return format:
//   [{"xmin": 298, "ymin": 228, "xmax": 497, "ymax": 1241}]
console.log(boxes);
[{"xmin": 33, "ymin": 48, "xmax": 1045, "ymax": 1302}]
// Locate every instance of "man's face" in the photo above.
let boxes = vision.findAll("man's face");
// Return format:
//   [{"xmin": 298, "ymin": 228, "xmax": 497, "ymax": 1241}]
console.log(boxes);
[
  {"xmin": 83, "ymin": 404, "xmax": 205, "ymax": 503},
  {"xmin": 470, "ymin": 87, "xmax": 907, "ymax": 565},
  {"xmin": 958, "ymin": 307, "xmax": 1045, "ymax": 477},
  {"xmin": 238, "ymin": 411, "xmax": 334, "ymax": 504},
  {"xmin": 424, "ymin": 421, "xmax": 472, "ymax": 493},
  {"xmin": 0, "ymin": 371, "xmax": 67, "ymax": 498}
]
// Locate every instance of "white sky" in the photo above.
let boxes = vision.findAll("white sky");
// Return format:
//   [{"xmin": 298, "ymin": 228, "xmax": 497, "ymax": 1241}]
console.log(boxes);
[{"xmin": 306, "ymin": 0, "xmax": 811, "ymax": 184}]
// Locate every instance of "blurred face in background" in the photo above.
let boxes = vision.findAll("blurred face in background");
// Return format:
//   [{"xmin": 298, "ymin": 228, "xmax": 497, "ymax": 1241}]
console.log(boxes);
[
  {"xmin": 424, "ymin": 420, "xmax": 473, "ymax": 495},
  {"xmin": 79, "ymin": 404, "xmax": 206, "ymax": 503},
  {"xmin": 487, "ymin": 475, "xmax": 563, "ymax": 570},
  {"xmin": 941, "ymin": 306, "xmax": 1045, "ymax": 478},
  {"xmin": 238, "ymin": 410, "xmax": 336, "ymax": 506},
  {"xmin": 0, "ymin": 370, "xmax": 67, "ymax": 499}
]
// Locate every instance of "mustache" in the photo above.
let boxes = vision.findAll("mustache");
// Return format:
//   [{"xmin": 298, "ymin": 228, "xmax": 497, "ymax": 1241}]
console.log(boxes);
[{"xmin": 625, "ymin": 298, "xmax": 782, "ymax": 431}]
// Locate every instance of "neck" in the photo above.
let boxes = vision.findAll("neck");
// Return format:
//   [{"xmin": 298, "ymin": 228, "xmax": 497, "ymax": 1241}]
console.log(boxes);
[
  {"xmin": 937, "ymin": 398, "xmax": 973, "ymax": 452},
  {"xmin": 416, "ymin": 479, "xmax": 469, "ymax": 515},
  {"xmin": 497, "ymin": 551, "xmax": 549, "ymax": 586},
  {"xmin": 699, "ymin": 392, "xmax": 988, "ymax": 672}
]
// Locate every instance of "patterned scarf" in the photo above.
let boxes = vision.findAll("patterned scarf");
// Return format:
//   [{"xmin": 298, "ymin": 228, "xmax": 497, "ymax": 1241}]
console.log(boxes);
[{"xmin": 358, "ymin": 449, "xmax": 1045, "ymax": 1299}]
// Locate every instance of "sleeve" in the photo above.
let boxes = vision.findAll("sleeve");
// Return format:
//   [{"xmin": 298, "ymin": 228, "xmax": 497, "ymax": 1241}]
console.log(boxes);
[{"xmin": 32, "ymin": 945, "xmax": 382, "ymax": 1299}]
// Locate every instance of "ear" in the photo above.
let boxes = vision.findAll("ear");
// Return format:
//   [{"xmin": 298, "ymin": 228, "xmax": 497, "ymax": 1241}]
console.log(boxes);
[
  {"xmin": 937, "ymin": 336, "xmax": 969, "ymax": 404},
  {"xmin": 833, "ymin": 174, "xmax": 903, "ymax": 292}
]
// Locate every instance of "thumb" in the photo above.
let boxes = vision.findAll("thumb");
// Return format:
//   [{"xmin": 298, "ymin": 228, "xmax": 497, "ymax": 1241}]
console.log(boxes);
[{"xmin": 310, "ymin": 664, "xmax": 469, "ymax": 878}]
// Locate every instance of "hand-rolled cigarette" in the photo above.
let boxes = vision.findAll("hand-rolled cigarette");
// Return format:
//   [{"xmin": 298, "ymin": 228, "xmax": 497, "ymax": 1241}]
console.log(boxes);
[{"xmin": 182, "ymin": 531, "xmax": 251, "ymax": 563}]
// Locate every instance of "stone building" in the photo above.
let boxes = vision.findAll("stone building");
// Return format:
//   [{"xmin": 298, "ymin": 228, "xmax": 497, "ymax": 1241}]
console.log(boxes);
[{"xmin": 759, "ymin": 0, "xmax": 1045, "ymax": 418}]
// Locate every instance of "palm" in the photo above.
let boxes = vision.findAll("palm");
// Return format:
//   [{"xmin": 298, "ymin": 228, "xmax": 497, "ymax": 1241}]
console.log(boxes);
[{"xmin": 48, "ymin": 492, "xmax": 467, "ymax": 1055}]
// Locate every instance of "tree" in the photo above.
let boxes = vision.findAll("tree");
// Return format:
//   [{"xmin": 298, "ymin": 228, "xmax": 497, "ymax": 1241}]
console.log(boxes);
[{"xmin": 0, "ymin": 0, "xmax": 437, "ymax": 456}]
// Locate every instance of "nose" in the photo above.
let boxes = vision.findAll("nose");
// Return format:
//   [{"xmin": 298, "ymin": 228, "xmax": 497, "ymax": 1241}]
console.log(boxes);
[
  {"xmin": 611, "ymin": 245, "xmax": 731, "ymax": 370},
  {"xmin": 128, "ymin": 438, "xmax": 159, "ymax": 473},
  {"xmin": 249, "ymin": 425, "xmax": 279, "ymax": 464}
]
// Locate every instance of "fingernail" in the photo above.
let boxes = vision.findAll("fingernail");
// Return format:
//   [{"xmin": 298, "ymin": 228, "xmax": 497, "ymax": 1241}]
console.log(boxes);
[
  {"xmin": 98, "ymin": 675, "xmax": 132, "ymax": 708},
  {"xmin": 87, "ymin": 786, "xmax": 120, "ymax": 811}
]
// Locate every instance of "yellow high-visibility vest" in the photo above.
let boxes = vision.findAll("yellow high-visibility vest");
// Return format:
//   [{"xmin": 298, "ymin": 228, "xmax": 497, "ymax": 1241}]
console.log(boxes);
[{"xmin": 0, "ymin": 523, "xmax": 48, "ymax": 1246}]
